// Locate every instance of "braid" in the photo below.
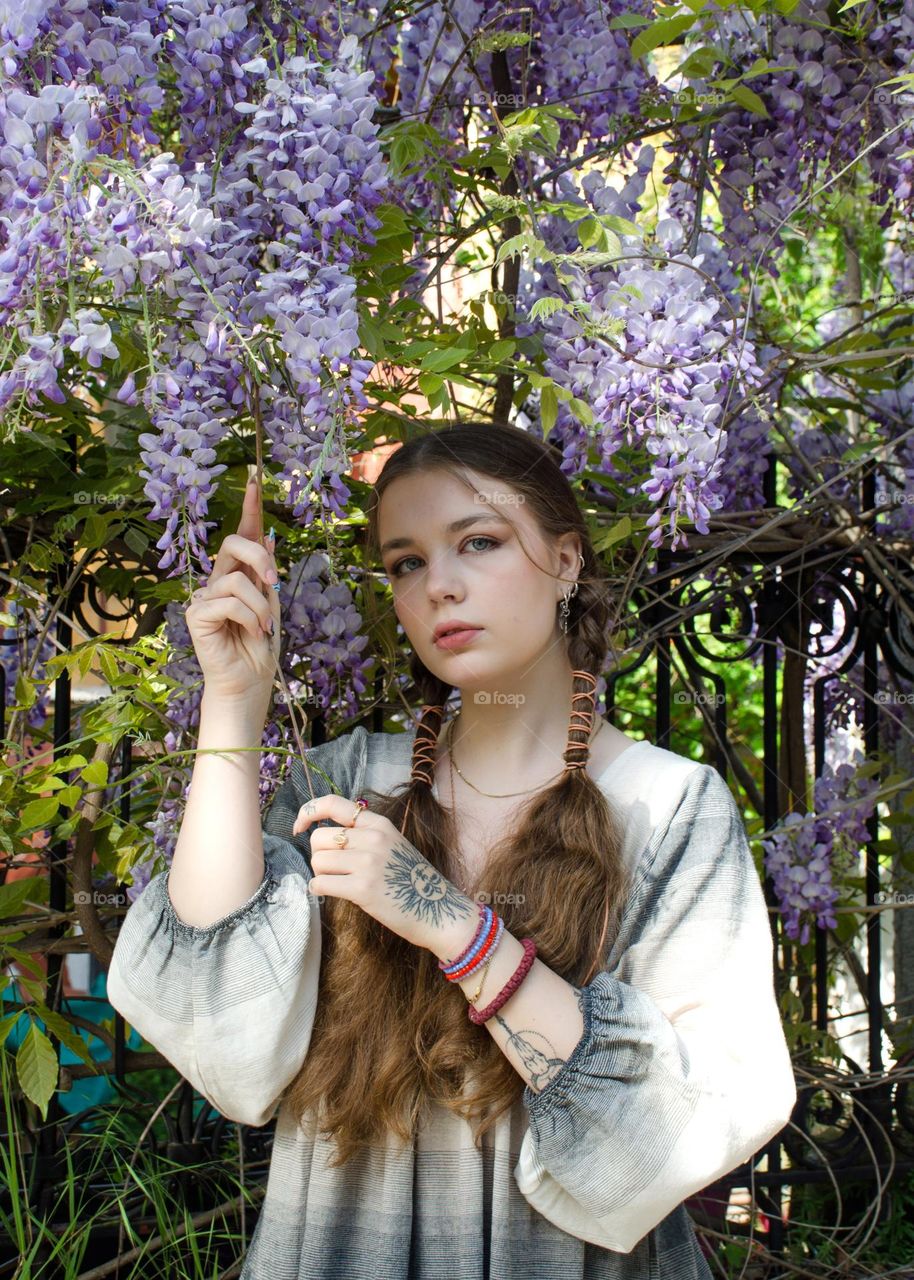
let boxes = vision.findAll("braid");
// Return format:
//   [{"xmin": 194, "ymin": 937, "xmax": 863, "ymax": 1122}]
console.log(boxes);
[
  {"xmin": 401, "ymin": 695, "xmax": 449, "ymax": 834},
  {"xmin": 564, "ymin": 670, "xmax": 598, "ymax": 772},
  {"xmin": 561, "ymin": 546, "xmax": 611, "ymax": 776},
  {"xmin": 410, "ymin": 703, "xmax": 445, "ymax": 786}
]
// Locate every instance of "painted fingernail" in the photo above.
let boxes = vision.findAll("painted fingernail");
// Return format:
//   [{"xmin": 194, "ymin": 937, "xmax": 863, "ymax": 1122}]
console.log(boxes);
[
  {"xmin": 271, "ymin": 582, "xmax": 281, "ymax": 592},
  {"xmin": 268, "ymin": 525, "xmax": 275, "ymax": 543}
]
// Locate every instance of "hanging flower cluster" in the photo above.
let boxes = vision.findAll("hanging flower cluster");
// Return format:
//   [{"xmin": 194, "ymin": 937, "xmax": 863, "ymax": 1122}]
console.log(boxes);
[
  {"xmin": 762, "ymin": 761, "xmax": 880, "ymax": 944},
  {"xmin": 278, "ymin": 552, "xmax": 373, "ymax": 719},
  {"xmin": 517, "ymin": 148, "xmax": 766, "ymax": 549},
  {"xmin": 665, "ymin": 0, "xmax": 914, "ymax": 279},
  {"xmin": 135, "ymin": 36, "xmax": 390, "ymax": 574}
]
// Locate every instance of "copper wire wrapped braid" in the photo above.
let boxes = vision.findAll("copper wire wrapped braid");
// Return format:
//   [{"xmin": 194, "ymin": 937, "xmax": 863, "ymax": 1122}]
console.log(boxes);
[
  {"xmin": 409, "ymin": 704, "xmax": 446, "ymax": 787},
  {"xmin": 565, "ymin": 670, "xmax": 597, "ymax": 771}
]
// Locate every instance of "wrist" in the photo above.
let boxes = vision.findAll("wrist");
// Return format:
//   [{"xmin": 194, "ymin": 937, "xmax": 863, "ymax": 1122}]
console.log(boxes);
[
  {"xmin": 199, "ymin": 687, "xmax": 269, "ymax": 747},
  {"xmin": 429, "ymin": 903, "xmax": 485, "ymax": 967}
]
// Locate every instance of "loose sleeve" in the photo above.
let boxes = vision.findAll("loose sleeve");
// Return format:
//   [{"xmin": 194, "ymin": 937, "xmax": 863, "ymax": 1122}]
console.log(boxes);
[
  {"xmin": 514, "ymin": 763, "xmax": 796, "ymax": 1253},
  {"xmin": 105, "ymin": 726, "xmax": 368, "ymax": 1128}
]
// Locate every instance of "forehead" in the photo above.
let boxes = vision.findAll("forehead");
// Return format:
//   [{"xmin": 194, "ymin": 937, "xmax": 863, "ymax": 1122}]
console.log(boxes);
[{"xmin": 377, "ymin": 469, "xmax": 527, "ymax": 553}]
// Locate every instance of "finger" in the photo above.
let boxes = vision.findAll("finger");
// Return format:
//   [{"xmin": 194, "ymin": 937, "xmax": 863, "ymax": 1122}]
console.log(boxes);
[
  {"xmin": 210, "ymin": 532, "xmax": 277, "ymax": 594},
  {"xmin": 237, "ymin": 474, "xmax": 263, "ymax": 542},
  {"xmin": 202, "ymin": 570, "xmax": 275, "ymax": 633},
  {"xmin": 292, "ymin": 794, "xmax": 372, "ymax": 836},
  {"xmin": 192, "ymin": 595, "xmax": 269, "ymax": 644}
]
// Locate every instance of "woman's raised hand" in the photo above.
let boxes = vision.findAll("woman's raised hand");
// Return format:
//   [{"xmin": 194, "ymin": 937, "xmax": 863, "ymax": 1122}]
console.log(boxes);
[{"xmin": 185, "ymin": 477, "xmax": 281, "ymax": 703}]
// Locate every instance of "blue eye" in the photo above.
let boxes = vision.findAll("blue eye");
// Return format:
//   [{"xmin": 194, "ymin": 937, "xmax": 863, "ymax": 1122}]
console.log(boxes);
[{"xmin": 390, "ymin": 535, "xmax": 500, "ymax": 579}]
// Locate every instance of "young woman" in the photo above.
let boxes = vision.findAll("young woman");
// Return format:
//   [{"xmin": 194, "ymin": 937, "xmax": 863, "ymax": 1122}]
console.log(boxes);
[{"xmin": 107, "ymin": 421, "xmax": 796, "ymax": 1279}]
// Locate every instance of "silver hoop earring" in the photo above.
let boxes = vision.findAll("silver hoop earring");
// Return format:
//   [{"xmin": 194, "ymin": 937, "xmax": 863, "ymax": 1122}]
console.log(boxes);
[{"xmin": 559, "ymin": 553, "xmax": 585, "ymax": 635}]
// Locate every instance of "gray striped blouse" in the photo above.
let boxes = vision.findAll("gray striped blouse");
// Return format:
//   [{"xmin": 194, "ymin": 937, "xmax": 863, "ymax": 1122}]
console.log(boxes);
[{"xmin": 106, "ymin": 725, "xmax": 796, "ymax": 1279}]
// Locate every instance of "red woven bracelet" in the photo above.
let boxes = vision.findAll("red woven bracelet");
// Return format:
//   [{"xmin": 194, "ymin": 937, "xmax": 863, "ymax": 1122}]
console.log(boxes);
[{"xmin": 468, "ymin": 937, "xmax": 537, "ymax": 1025}]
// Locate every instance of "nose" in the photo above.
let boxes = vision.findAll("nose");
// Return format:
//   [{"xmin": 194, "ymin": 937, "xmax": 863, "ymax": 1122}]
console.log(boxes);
[{"xmin": 423, "ymin": 549, "xmax": 464, "ymax": 606}]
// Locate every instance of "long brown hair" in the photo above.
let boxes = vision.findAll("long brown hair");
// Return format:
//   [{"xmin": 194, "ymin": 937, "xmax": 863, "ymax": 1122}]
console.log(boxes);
[{"xmin": 283, "ymin": 421, "xmax": 630, "ymax": 1165}]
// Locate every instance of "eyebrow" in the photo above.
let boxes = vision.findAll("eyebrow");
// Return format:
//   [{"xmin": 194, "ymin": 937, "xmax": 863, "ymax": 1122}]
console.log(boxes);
[{"xmin": 380, "ymin": 512, "xmax": 511, "ymax": 557}]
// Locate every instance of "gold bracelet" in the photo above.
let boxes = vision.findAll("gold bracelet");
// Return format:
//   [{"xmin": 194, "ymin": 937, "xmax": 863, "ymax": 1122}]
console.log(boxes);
[{"xmin": 469, "ymin": 956, "xmax": 491, "ymax": 1005}]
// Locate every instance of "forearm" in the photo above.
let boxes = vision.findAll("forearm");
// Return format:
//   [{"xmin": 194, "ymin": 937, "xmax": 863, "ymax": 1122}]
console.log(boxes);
[
  {"xmin": 166, "ymin": 688, "xmax": 270, "ymax": 928},
  {"xmin": 430, "ymin": 919, "xmax": 585, "ymax": 1094}
]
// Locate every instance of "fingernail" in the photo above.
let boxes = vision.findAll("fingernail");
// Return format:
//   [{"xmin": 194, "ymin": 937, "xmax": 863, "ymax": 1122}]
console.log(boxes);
[
  {"xmin": 271, "ymin": 582, "xmax": 281, "ymax": 592},
  {"xmin": 247, "ymin": 475, "xmax": 257, "ymax": 487},
  {"xmin": 267, "ymin": 525, "xmax": 275, "ymax": 543}
]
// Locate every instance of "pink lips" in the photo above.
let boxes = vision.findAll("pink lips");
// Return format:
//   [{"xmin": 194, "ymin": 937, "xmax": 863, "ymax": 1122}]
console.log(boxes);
[{"xmin": 434, "ymin": 627, "xmax": 483, "ymax": 650}]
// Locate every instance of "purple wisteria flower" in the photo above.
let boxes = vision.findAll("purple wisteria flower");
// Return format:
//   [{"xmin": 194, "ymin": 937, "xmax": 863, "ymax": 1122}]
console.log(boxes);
[
  {"xmin": 762, "ymin": 761, "xmax": 880, "ymax": 944},
  {"xmin": 280, "ymin": 552, "xmax": 373, "ymax": 719},
  {"xmin": 516, "ymin": 148, "xmax": 765, "ymax": 549},
  {"xmin": 133, "ymin": 37, "xmax": 390, "ymax": 574}
]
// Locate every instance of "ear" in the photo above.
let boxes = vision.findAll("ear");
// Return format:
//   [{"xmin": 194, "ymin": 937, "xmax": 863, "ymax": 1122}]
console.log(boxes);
[{"xmin": 555, "ymin": 531, "xmax": 584, "ymax": 588}]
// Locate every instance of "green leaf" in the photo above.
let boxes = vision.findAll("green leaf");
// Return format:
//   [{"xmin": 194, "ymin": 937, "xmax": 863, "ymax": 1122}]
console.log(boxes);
[
  {"xmin": 494, "ymin": 232, "xmax": 546, "ymax": 268},
  {"xmin": 0, "ymin": 877, "xmax": 46, "ymax": 922},
  {"xmin": 675, "ymin": 45, "xmax": 728, "ymax": 79},
  {"xmin": 389, "ymin": 134, "xmax": 425, "ymax": 177},
  {"xmin": 81, "ymin": 513, "xmax": 111, "ymax": 553},
  {"xmin": 578, "ymin": 217, "xmax": 602, "ymax": 250},
  {"xmin": 55, "ymin": 785, "xmax": 82, "ymax": 809},
  {"xmin": 98, "ymin": 645, "xmax": 119, "ymax": 685},
  {"xmin": 473, "ymin": 30, "xmax": 532, "ymax": 54},
  {"xmin": 569, "ymin": 397, "xmax": 595, "ymax": 427},
  {"xmin": 419, "ymin": 344, "xmax": 475, "ymax": 373},
  {"xmin": 600, "ymin": 213, "xmax": 643, "ymax": 239},
  {"xmin": 81, "ymin": 760, "xmax": 109, "ymax": 787},
  {"xmin": 16, "ymin": 1024, "xmax": 59, "ymax": 1118},
  {"xmin": 427, "ymin": 382, "xmax": 451, "ymax": 413},
  {"xmin": 13, "ymin": 670, "xmax": 37, "ymax": 713},
  {"xmin": 0, "ymin": 1010, "xmax": 24, "ymax": 1044},
  {"xmin": 359, "ymin": 313, "xmax": 387, "ymax": 360},
  {"xmin": 840, "ymin": 441, "xmax": 876, "ymax": 461},
  {"xmin": 529, "ymin": 296, "xmax": 573, "ymax": 323},
  {"xmin": 730, "ymin": 83, "xmax": 769, "ymax": 117},
  {"xmin": 55, "ymin": 754, "xmax": 89, "ymax": 771},
  {"xmin": 592, "ymin": 516, "xmax": 632, "ymax": 552},
  {"xmin": 417, "ymin": 372, "xmax": 444, "ymax": 397},
  {"xmin": 4, "ymin": 947, "xmax": 47, "ymax": 981},
  {"xmin": 608, "ymin": 12, "xmax": 652, "ymax": 28},
  {"xmin": 399, "ymin": 339, "xmax": 438, "ymax": 359},
  {"xmin": 372, "ymin": 202, "xmax": 412, "ymax": 238},
  {"xmin": 123, "ymin": 527, "xmax": 149, "ymax": 558},
  {"xmin": 488, "ymin": 339, "xmax": 516, "ymax": 362},
  {"xmin": 33, "ymin": 1008, "xmax": 99, "ymax": 1071},
  {"xmin": 19, "ymin": 796, "xmax": 61, "ymax": 831},
  {"xmin": 540, "ymin": 383, "xmax": 559, "ymax": 434},
  {"xmin": 631, "ymin": 14, "xmax": 696, "ymax": 61}
]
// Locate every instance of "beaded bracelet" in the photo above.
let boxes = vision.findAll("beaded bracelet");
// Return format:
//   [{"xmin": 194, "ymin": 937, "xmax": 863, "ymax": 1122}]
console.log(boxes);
[
  {"xmin": 438, "ymin": 902, "xmax": 492, "ymax": 978},
  {"xmin": 448, "ymin": 914, "xmax": 504, "ymax": 982},
  {"xmin": 437, "ymin": 901, "xmax": 538, "ymax": 1025}
]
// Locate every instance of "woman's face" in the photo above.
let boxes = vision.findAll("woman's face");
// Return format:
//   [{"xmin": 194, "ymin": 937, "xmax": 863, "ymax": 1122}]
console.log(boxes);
[{"xmin": 377, "ymin": 468, "xmax": 572, "ymax": 688}]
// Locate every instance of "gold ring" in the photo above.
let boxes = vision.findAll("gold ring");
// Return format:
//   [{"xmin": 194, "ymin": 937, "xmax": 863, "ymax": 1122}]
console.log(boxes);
[{"xmin": 333, "ymin": 830, "xmax": 349, "ymax": 848}]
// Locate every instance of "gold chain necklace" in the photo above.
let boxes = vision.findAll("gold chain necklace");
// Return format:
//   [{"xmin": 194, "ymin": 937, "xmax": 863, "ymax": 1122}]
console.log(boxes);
[{"xmin": 443, "ymin": 713, "xmax": 599, "ymax": 799}]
